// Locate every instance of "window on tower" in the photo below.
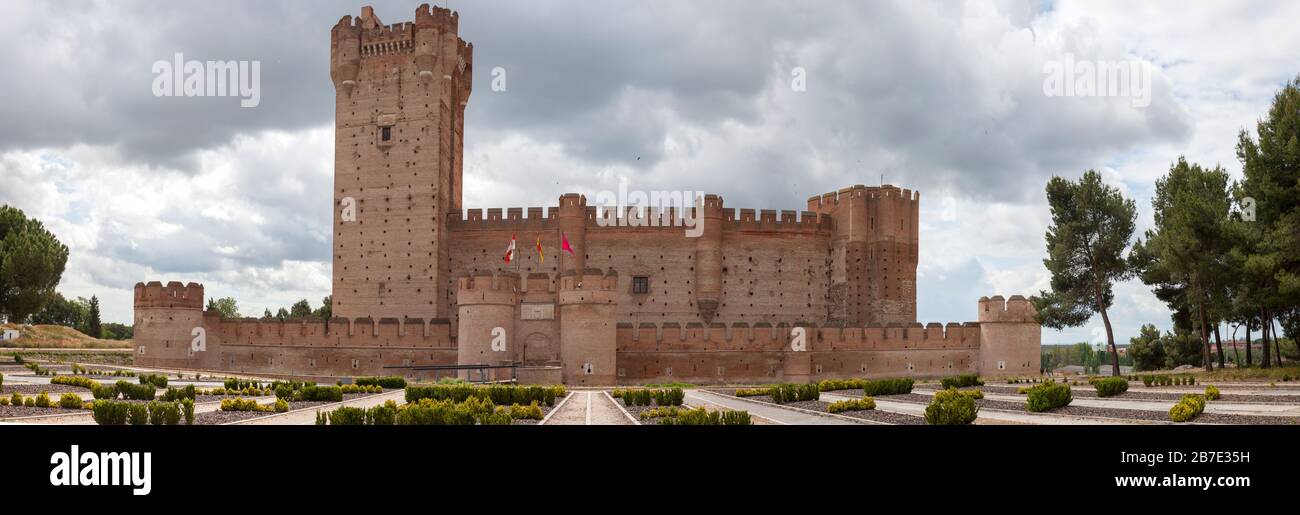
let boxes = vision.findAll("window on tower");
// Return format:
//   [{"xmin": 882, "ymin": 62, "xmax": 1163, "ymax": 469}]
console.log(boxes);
[
  {"xmin": 631, "ymin": 276, "xmax": 649, "ymax": 294},
  {"xmin": 381, "ymin": 126, "xmax": 392, "ymax": 142}
]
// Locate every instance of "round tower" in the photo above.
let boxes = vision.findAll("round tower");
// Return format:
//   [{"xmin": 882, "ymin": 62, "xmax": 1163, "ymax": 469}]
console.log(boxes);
[
  {"xmin": 456, "ymin": 272, "xmax": 520, "ymax": 377},
  {"xmin": 133, "ymin": 281, "xmax": 205, "ymax": 369},
  {"xmin": 977, "ymin": 295, "xmax": 1041, "ymax": 377},
  {"xmin": 557, "ymin": 269, "xmax": 618, "ymax": 385}
]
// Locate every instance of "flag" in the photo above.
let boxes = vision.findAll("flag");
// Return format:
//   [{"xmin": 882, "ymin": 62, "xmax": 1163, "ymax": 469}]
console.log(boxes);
[
  {"xmin": 503, "ymin": 233, "xmax": 516, "ymax": 264},
  {"xmin": 536, "ymin": 234, "xmax": 545, "ymax": 264},
  {"xmin": 561, "ymin": 232, "xmax": 575, "ymax": 255}
]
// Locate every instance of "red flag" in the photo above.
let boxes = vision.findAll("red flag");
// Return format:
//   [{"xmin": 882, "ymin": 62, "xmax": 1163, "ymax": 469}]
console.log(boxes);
[
  {"xmin": 503, "ymin": 233, "xmax": 516, "ymax": 263},
  {"xmin": 536, "ymin": 234, "xmax": 545, "ymax": 264},
  {"xmin": 561, "ymin": 232, "xmax": 575, "ymax": 255}
]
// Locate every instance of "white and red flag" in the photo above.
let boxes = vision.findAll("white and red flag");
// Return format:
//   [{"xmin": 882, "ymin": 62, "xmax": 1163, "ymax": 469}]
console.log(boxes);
[{"xmin": 503, "ymin": 233, "xmax": 517, "ymax": 264}]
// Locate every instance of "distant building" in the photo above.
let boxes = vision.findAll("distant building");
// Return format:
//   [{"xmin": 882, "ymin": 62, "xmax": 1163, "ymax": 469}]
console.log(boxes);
[{"xmin": 0, "ymin": 329, "xmax": 19, "ymax": 341}]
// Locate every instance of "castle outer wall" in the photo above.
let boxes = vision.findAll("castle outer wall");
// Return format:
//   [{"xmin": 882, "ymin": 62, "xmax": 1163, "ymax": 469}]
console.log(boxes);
[{"xmin": 131, "ymin": 5, "xmax": 1041, "ymax": 385}]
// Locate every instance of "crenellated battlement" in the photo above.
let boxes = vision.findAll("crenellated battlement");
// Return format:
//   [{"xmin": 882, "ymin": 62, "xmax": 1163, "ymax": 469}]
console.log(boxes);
[
  {"xmin": 978, "ymin": 295, "xmax": 1038, "ymax": 323},
  {"xmin": 457, "ymin": 272, "xmax": 522, "ymax": 294},
  {"xmin": 806, "ymin": 184, "xmax": 920, "ymax": 212},
  {"xmin": 448, "ymin": 207, "xmax": 558, "ymax": 231},
  {"xmin": 134, "ymin": 281, "xmax": 203, "ymax": 310}
]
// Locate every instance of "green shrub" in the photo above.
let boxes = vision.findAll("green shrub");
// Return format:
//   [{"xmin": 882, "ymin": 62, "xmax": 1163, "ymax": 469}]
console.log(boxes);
[
  {"xmin": 1025, "ymin": 382, "xmax": 1072, "ymax": 412},
  {"xmin": 366, "ymin": 400, "xmax": 399, "ymax": 425},
  {"xmin": 640, "ymin": 406, "xmax": 683, "ymax": 419},
  {"xmin": 960, "ymin": 389, "xmax": 984, "ymax": 399},
  {"xmin": 924, "ymin": 388, "xmax": 979, "ymax": 425},
  {"xmin": 860, "ymin": 378, "xmax": 914, "ymax": 396},
  {"xmin": 180, "ymin": 398, "xmax": 195, "ymax": 425},
  {"xmin": 298, "ymin": 385, "xmax": 343, "ymax": 402},
  {"xmin": 355, "ymin": 376, "xmax": 406, "ymax": 389},
  {"xmin": 650, "ymin": 388, "xmax": 685, "ymax": 406},
  {"xmin": 161, "ymin": 385, "xmax": 197, "ymax": 402},
  {"xmin": 404, "ymin": 383, "xmax": 561, "ymax": 407},
  {"xmin": 127, "ymin": 404, "xmax": 149, "ymax": 425},
  {"xmin": 138, "ymin": 374, "xmax": 168, "ymax": 389},
  {"xmin": 10, "ymin": 392, "xmax": 22, "ymax": 406},
  {"xmin": 0, "ymin": 397, "xmax": 6, "ymax": 406},
  {"xmin": 509, "ymin": 401, "xmax": 544, "ymax": 420},
  {"xmin": 220, "ymin": 398, "xmax": 271, "ymax": 412},
  {"xmin": 50, "ymin": 375, "xmax": 101, "ymax": 390},
  {"xmin": 827, "ymin": 397, "xmax": 876, "ymax": 413},
  {"xmin": 91, "ymin": 400, "xmax": 130, "ymax": 425},
  {"xmin": 1169, "ymin": 394, "xmax": 1206, "ymax": 422},
  {"xmin": 58, "ymin": 393, "xmax": 84, "ymax": 409},
  {"xmin": 274, "ymin": 398, "xmax": 289, "ymax": 413},
  {"xmin": 24, "ymin": 397, "xmax": 35, "ymax": 407},
  {"xmin": 34, "ymin": 391, "xmax": 51, "ymax": 408},
  {"xmin": 1093, "ymin": 377, "xmax": 1129, "ymax": 398},
  {"xmin": 115, "ymin": 380, "xmax": 155, "ymax": 401},
  {"xmin": 769, "ymin": 383, "xmax": 820, "ymax": 404},
  {"xmin": 1141, "ymin": 375, "xmax": 1154, "ymax": 387},
  {"xmin": 658, "ymin": 407, "xmax": 753, "ymax": 425},
  {"xmin": 733, "ymin": 388, "xmax": 770, "ymax": 397},
  {"xmin": 91, "ymin": 384, "xmax": 118, "ymax": 400},
  {"xmin": 1204, "ymin": 385, "xmax": 1220, "ymax": 401},
  {"xmin": 939, "ymin": 374, "xmax": 984, "ymax": 389}
]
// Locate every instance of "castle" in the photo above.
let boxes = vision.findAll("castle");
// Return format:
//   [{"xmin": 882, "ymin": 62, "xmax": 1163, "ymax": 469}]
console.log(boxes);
[{"xmin": 132, "ymin": 5, "xmax": 1041, "ymax": 385}]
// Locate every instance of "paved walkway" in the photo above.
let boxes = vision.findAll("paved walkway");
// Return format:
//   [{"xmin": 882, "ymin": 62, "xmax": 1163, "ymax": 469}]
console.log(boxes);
[
  {"xmin": 915, "ymin": 388, "xmax": 1300, "ymax": 418},
  {"xmin": 685, "ymin": 390, "xmax": 858, "ymax": 425},
  {"xmin": 542, "ymin": 391, "xmax": 634, "ymax": 425}
]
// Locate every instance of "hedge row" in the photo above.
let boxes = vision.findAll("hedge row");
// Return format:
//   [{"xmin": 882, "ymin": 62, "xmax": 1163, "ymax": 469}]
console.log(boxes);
[
  {"xmin": 769, "ymin": 383, "xmax": 820, "ymax": 404},
  {"xmin": 1025, "ymin": 382, "xmax": 1072, "ymax": 412},
  {"xmin": 827, "ymin": 397, "xmax": 876, "ymax": 413},
  {"xmin": 1169, "ymin": 394, "xmax": 1206, "ymax": 422},
  {"xmin": 404, "ymin": 384, "xmax": 566, "ymax": 407},
  {"xmin": 92, "ymin": 400, "xmax": 192, "ymax": 425},
  {"xmin": 297, "ymin": 386, "xmax": 343, "ymax": 402},
  {"xmin": 316, "ymin": 400, "xmax": 402, "ymax": 425},
  {"xmin": 925, "ymin": 388, "xmax": 979, "ymax": 425},
  {"xmin": 220, "ymin": 397, "xmax": 288, "ymax": 413},
  {"xmin": 355, "ymin": 376, "xmax": 406, "ymax": 389},
  {"xmin": 115, "ymin": 380, "xmax": 156, "ymax": 401},
  {"xmin": 1091, "ymin": 377, "xmax": 1129, "ymax": 398},
  {"xmin": 816, "ymin": 377, "xmax": 914, "ymax": 396},
  {"xmin": 319, "ymin": 397, "xmax": 513, "ymax": 425},
  {"xmin": 51, "ymin": 375, "xmax": 100, "ymax": 390},
  {"xmin": 5, "ymin": 392, "xmax": 54, "ymax": 408},
  {"xmin": 733, "ymin": 388, "xmax": 769, "ymax": 397},
  {"xmin": 657, "ymin": 407, "xmax": 753, "ymax": 425},
  {"xmin": 161, "ymin": 385, "xmax": 197, "ymax": 402},
  {"xmin": 940, "ymin": 374, "xmax": 984, "ymax": 389},
  {"xmin": 615, "ymin": 388, "xmax": 684, "ymax": 407}
]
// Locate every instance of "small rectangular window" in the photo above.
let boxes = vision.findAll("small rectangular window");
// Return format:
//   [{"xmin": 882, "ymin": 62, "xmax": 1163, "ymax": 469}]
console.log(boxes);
[
  {"xmin": 631, "ymin": 276, "xmax": 649, "ymax": 294},
  {"xmin": 381, "ymin": 126, "xmax": 392, "ymax": 141}
]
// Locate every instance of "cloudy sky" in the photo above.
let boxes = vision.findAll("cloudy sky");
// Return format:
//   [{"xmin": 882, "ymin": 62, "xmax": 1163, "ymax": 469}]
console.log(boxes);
[{"xmin": 1, "ymin": 0, "xmax": 1297, "ymax": 344}]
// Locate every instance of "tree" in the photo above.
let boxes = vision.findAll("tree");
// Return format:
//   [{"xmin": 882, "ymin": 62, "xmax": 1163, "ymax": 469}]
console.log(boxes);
[
  {"xmin": 1128, "ymin": 324, "xmax": 1165, "ymax": 371},
  {"xmin": 1132, "ymin": 158, "xmax": 1232, "ymax": 371},
  {"xmin": 275, "ymin": 308, "xmax": 289, "ymax": 321},
  {"xmin": 1034, "ymin": 170, "xmax": 1137, "ymax": 376},
  {"xmin": 313, "ymin": 295, "xmax": 332, "ymax": 320},
  {"xmin": 1236, "ymin": 75, "xmax": 1300, "ymax": 367},
  {"xmin": 262, "ymin": 308, "xmax": 273, "ymax": 319},
  {"xmin": 0, "ymin": 205, "xmax": 69, "ymax": 322},
  {"xmin": 30, "ymin": 293, "xmax": 86, "ymax": 327},
  {"xmin": 289, "ymin": 299, "xmax": 312, "ymax": 319},
  {"xmin": 85, "ymin": 295, "xmax": 102, "ymax": 338},
  {"xmin": 206, "ymin": 297, "xmax": 241, "ymax": 319}
]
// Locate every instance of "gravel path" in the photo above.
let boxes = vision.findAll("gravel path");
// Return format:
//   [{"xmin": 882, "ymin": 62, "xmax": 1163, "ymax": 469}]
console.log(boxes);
[
  {"xmin": 889, "ymin": 392, "xmax": 1300, "ymax": 425},
  {"xmin": 690, "ymin": 390, "xmax": 862, "ymax": 425},
  {"xmin": 981, "ymin": 384, "xmax": 1300, "ymax": 404}
]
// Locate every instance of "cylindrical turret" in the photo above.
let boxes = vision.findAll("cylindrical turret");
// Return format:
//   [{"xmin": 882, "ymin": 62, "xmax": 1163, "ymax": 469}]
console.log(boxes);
[
  {"xmin": 133, "ymin": 281, "xmax": 205, "ymax": 369},
  {"xmin": 557, "ymin": 269, "xmax": 618, "ymax": 385},
  {"xmin": 456, "ymin": 273, "xmax": 520, "ymax": 377}
]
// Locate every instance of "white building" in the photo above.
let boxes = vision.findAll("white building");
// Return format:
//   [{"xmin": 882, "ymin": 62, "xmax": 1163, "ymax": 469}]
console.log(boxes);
[{"xmin": 0, "ymin": 329, "xmax": 19, "ymax": 341}]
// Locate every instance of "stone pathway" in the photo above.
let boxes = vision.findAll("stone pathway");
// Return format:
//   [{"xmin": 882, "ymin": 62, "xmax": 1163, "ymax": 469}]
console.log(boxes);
[
  {"xmin": 686, "ymin": 390, "xmax": 857, "ymax": 425},
  {"xmin": 542, "ymin": 391, "xmax": 633, "ymax": 425},
  {"xmin": 822, "ymin": 392, "xmax": 1158, "ymax": 425}
]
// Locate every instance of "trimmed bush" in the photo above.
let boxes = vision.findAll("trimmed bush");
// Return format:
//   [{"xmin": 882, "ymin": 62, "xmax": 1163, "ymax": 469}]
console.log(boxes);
[
  {"xmin": 298, "ymin": 385, "xmax": 343, "ymax": 402},
  {"xmin": 827, "ymin": 397, "xmax": 876, "ymax": 413},
  {"xmin": 769, "ymin": 383, "xmax": 820, "ymax": 404},
  {"xmin": 1204, "ymin": 385, "xmax": 1220, "ymax": 401},
  {"xmin": 860, "ymin": 378, "xmax": 914, "ymax": 396},
  {"xmin": 220, "ymin": 398, "xmax": 272, "ymax": 412},
  {"xmin": 1025, "ymin": 382, "xmax": 1072, "ymax": 412},
  {"xmin": 355, "ymin": 376, "xmax": 406, "ymax": 389},
  {"xmin": 940, "ymin": 374, "xmax": 984, "ymax": 389},
  {"xmin": 24, "ymin": 397, "xmax": 34, "ymax": 407},
  {"xmin": 274, "ymin": 398, "xmax": 289, "ymax": 413},
  {"xmin": 138, "ymin": 374, "xmax": 168, "ymax": 389},
  {"xmin": 1169, "ymin": 394, "xmax": 1207, "ymax": 422},
  {"xmin": 405, "ymin": 384, "xmax": 564, "ymax": 407},
  {"xmin": 127, "ymin": 404, "xmax": 149, "ymax": 425},
  {"xmin": 960, "ymin": 389, "xmax": 984, "ymax": 399},
  {"xmin": 657, "ymin": 407, "xmax": 753, "ymax": 425},
  {"xmin": 924, "ymin": 388, "xmax": 979, "ymax": 425},
  {"xmin": 0, "ymin": 397, "xmax": 7, "ymax": 406},
  {"xmin": 34, "ymin": 391, "xmax": 51, "ymax": 408},
  {"xmin": 366, "ymin": 400, "xmax": 399, "ymax": 425},
  {"xmin": 391, "ymin": 397, "xmax": 503, "ymax": 425},
  {"xmin": 145, "ymin": 402, "xmax": 181, "ymax": 425},
  {"xmin": 51, "ymin": 375, "xmax": 101, "ymax": 390},
  {"xmin": 10, "ymin": 393, "xmax": 22, "ymax": 406},
  {"xmin": 91, "ymin": 384, "xmax": 118, "ymax": 400},
  {"xmin": 733, "ymin": 388, "xmax": 770, "ymax": 397},
  {"xmin": 1093, "ymin": 377, "xmax": 1129, "ymax": 398},
  {"xmin": 509, "ymin": 401, "xmax": 544, "ymax": 420},
  {"xmin": 180, "ymin": 398, "xmax": 195, "ymax": 425},
  {"xmin": 161, "ymin": 385, "xmax": 197, "ymax": 402},
  {"xmin": 116, "ymin": 380, "xmax": 155, "ymax": 401},
  {"xmin": 58, "ymin": 393, "xmax": 84, "ymax": 409},
  {"xmin": 91, "ymin": 400, "xmax": 129, "ymax": 425}
]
